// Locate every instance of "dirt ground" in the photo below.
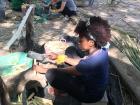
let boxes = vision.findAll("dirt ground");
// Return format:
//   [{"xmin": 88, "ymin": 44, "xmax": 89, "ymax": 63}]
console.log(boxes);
[{"xmin": 0, "ymin": 0, "xmax": 140, "ymax": 49}]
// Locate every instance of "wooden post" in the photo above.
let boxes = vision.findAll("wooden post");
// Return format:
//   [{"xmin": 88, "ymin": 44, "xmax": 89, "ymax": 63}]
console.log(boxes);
[{"xmin": 25, "ymin": 6, "xmax": 34, "ymax": 51}]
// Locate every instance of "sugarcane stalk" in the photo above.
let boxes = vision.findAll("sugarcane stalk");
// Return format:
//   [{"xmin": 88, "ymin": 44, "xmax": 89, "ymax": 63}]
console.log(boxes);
[{"xmin": 113, "ymin": 35, "xmax": 140, "ymax": 71}]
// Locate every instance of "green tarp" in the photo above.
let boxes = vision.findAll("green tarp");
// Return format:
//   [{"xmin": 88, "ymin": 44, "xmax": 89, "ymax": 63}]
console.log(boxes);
[{"xmin": 0, "ymin": 52, "xmax": 33, "ymax": 77}]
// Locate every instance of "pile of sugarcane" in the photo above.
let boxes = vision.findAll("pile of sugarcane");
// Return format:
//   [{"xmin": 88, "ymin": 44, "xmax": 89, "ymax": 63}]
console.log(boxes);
[
  {"xmin": 11, "ymin": 97, "xmax": 53, "ymax": 105},
  {"xmin": 11, "ymin": 94, "xmax": 53, "ymax": 105},
  {"xmin": 112, "ymin": 29, "xmax": 140, "ymax": 71},
  {"xmin": 27, "ymin": 96, "xmax": 52, "ymax": 105}
]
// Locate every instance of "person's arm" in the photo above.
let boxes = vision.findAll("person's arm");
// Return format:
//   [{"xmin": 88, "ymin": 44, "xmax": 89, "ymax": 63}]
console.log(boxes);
[
  {"xmin": 33, "ymin": 65, "xmax": 81, "ymax": 76},
  {"xmin": 56, "ymin": 1, "xmax": 66, "ymax": 12},
  {"xmin": 65, "ymin": 57, "xmax": 81, "ymax": 66},
  {"xmin": 33, "ymin": 65, "xmax": 49, "ymax": 74},
  {"xmin": 61, "ymin": 66, "xmax": 81, "ymax": 76},
  {"xmin": 47, "ymin": 52, "xmax": 81, "ymax": 66}
]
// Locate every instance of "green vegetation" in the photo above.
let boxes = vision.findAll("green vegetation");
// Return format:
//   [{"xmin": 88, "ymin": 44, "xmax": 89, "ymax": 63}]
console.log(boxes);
[
  {"xmin": 11, "ymin": 0, "xmax": 25, "ymax": 11},
  {"xmin": 112, "ymin": 29, "xmax": 140, "ymax": 71},
  {"xmin": 12, "ymin": 94, "xmax": 52, "ymax": 105}
]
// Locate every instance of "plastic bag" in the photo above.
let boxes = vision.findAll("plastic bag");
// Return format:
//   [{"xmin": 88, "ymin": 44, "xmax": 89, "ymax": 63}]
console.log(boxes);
[{"xmin": 0, "ymin": 52, "xmax": 33, "ymax": 77}]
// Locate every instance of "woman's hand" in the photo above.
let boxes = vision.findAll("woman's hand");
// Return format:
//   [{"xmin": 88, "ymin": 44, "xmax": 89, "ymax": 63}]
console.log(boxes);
[
  {"xmin": 33, "ymin": 65, "xmax": 48, "ymax": 73},
  {"xmin": 47, "ymin": 52, "xmax": 58, "ymax": 60}
]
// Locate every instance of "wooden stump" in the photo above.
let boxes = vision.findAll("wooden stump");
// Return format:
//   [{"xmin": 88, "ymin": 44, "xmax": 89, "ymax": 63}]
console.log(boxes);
[
  {"xmin": 0, "ymin": 76, "xmax": 11, "ymax": 105},
  {"xmin": 2, "ymin": 69, "xmax": 47, "ymax": 100}
]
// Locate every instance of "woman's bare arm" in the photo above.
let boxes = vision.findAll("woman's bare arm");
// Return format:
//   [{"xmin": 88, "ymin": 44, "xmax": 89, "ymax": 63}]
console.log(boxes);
[
  {"xmin": 65, "ymin": 57, "xmax": 81, "ymax": 66},
  {"xmin": 61, "ymin": 66, "xmax": 81, "ymax": 76},
  {"xmin": 57, "ymin": 1, "xmax": 66, "ymax": 12}
]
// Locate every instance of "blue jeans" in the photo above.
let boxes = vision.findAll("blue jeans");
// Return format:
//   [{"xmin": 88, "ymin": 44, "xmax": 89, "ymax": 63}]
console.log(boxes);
[{"xmin": 56, "ymin": 1, "xmax": 77, "ymax": 17}]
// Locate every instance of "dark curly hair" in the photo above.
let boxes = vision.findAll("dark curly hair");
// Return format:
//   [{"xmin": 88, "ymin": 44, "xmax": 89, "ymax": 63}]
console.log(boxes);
[{"xmin": 75, "ymin": 16, "xmax": 111, "ymax": 48}]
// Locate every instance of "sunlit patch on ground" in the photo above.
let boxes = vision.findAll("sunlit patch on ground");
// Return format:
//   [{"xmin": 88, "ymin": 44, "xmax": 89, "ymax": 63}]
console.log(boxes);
[{"xmin": 0, "ymin": 22, "xmax": 15, "ymax": 28}]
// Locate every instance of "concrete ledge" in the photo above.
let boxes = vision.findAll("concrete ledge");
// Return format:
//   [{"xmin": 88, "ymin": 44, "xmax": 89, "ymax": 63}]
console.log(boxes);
[
  {"xmin": 109, "ymin": 47, "xmax": 140, "ymax": 103},
  {"xmin": 82, "ymin": 92, "xmax": 108, "ymax": 105}
]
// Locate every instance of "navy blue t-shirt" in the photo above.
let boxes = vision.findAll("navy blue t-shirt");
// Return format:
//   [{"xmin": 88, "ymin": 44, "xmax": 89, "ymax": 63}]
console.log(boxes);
[{"xmin": 76, "ymin": 48, "xmax": 109, "ymax": 99}]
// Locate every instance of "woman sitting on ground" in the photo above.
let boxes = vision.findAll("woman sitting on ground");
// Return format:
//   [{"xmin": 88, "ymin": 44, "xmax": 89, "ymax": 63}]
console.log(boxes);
[
  {"xmin": 50, "ymin": 0, "xmax": 77, "ymax": 17},
  {"xmin": 33, "ymin": 16, "xmax": 111, "ymax": 103}
]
